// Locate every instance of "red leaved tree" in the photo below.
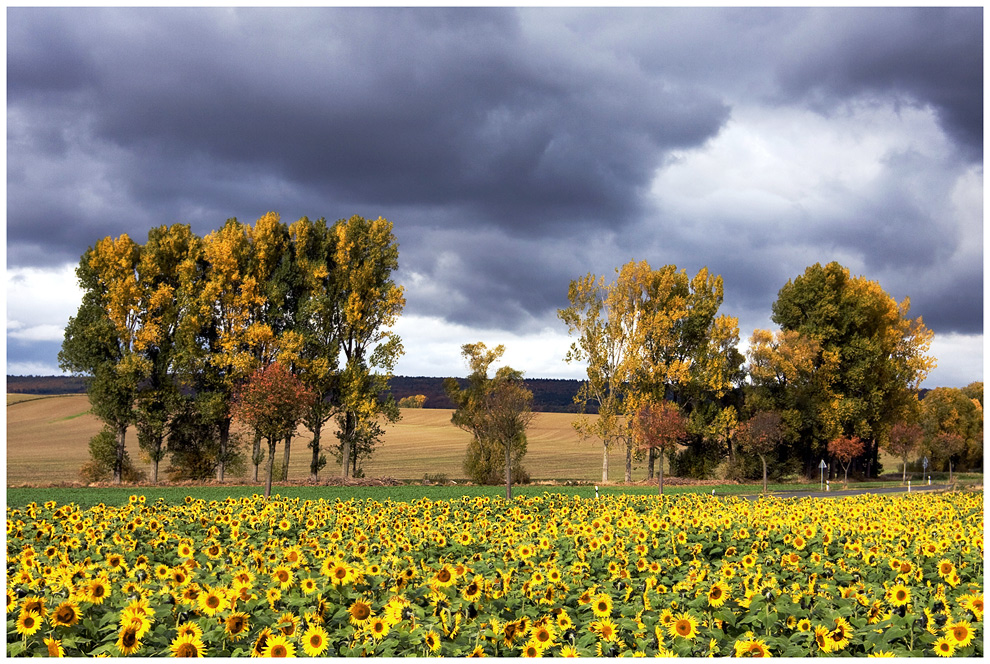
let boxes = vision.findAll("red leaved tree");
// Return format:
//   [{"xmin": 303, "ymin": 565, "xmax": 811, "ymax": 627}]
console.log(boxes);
[
  {"xmin": 736, "ymin": 411, "xmax": 786, "ymax": 494},
  {"xmin": 632, "ymin": 400, "xmax": 687, "ymax": 495},
  {"xmin": 827, "ymin": 435, "xmax": 865, "ymax": 487},
  {"xmin": 232, "ymin": 362, "xmax": 316, "ymax": 499},
  {"xmin": 884, "ymin": 422, "xmax": 923, "ymax": 484}
]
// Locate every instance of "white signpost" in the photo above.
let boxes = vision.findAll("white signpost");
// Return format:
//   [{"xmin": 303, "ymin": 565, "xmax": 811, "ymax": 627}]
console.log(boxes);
[
  {"xmin": 922, "ymin": 457, "xmax": 929, "ymax": 485},
  {"xmin": 819, "ymin": 459, "xmax": 828, "ymax": 491}
]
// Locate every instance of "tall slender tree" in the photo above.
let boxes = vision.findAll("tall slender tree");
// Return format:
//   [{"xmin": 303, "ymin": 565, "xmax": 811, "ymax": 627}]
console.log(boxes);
[
  {"xmin": 60, "ymin": 234, "xmax": 158, "ymax": 483},
  {"xmin": 289, "ymin": 216, "xmax": 343, "ymax": 481},
  {"xmin": 331, "ymin": 215, "xmax": 405, "ymax": 479}
]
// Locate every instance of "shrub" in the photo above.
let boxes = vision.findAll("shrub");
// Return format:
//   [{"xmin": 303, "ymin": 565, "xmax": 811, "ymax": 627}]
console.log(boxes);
[{"xmin": 78, "ymin": 427, "xmax": 146, "ymax": 483}]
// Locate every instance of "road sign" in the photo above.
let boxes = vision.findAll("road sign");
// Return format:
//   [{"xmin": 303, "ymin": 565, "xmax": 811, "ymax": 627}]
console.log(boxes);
[
  {"xmin": 819, "ymin": 460, "xmax": 828, "ymax": 491},
  {"xmin": 922, "ymin": 456, "xmax": 929, "ymax": 470},
  {"xmin": 819, "ymin": 460, "xmax": 828, "ymax": 469}
]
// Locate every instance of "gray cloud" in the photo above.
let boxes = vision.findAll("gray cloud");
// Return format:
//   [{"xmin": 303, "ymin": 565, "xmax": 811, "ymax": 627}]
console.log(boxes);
[{"xmin": 6, "ymin": 7, "xmax": 982, "ymax": 380}]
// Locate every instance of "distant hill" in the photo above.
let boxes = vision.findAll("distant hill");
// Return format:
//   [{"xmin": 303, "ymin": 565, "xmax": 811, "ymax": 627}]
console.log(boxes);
[{"xmin": 7, "ymin": 375, "xmax": 588, "ymax": 414}]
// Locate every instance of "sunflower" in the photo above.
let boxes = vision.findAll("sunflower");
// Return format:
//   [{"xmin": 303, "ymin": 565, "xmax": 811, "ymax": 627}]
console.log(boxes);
[
  {"xmin": 323, "ymin": 559, "xmax": 353, "ymax": 586},
  {"xmin": 590, "ymin": 616, "xmax": 619, "ymax": 642},
  {"xmin": 116, "ymin": 625, "xmax": 142, "ymax": 656},
  {"xmin": 368, "ymin": 616, "xmax": 390, "ymax": 640},
  {"xmin": 170, "ymin": 632, "xmax": 206, "ymax": 657},
  {"xmin": 424, "ymin": 630, "xmax": 442, "ymax": 653},
  {"xmin": 276, "ymin": 611, "xmax": 300, "ymax": 637},
  {"xmin": 946, "ymin": 620, "xmax": 974, "ymax": 648},
  {"xmin": 887, "ymin": 583, "xmax": 911, "ymax": 607},
  {"xmin": 262, "ymin": 633, "xmax": 296, "ymax": 658},
  {"xmin": 933, "ymin": 636, "xmax": 955, "ymax": 657},
  {"xmin": 707, "ymin": 580, "xmax": 730, "ymax": 608},
  {"xmin": 299, "ymin": 577, "xmax": 318, "ymax": 595},
  {"xmin": 462, "ymin": 577, "xmax": 483, "ymax": 601},
  {"xmin": 348, "ymin": 599, "xmax": 373, "ymax": 627},
  {"xmin": 301, "ymin": 624, "xmax": 329, "ymax": 657},
  {"xmin": 521, "ymin": 643, "xmax": 543, "ymax": 657},
  {"xmin": 813, "ymin": 625, "xmax": 835, "ymax": 653},
  {"xmin": 734, "ymin": 638, "xmax": 771, "ymax": 657},
  {"xmin": 176, "ymin": 621, "xmax": 204, "ymax": 640},
  {"xmin": 225, "ymin": 612, "xmax": 250, "ymax": 640},
  {"xmin": 50, "ymin": 600, "xmax": 81, "ymax": 627},
  {"xmin": 829, "ymin": 616, "xmax": 853, "ymax": 651},
  {"xmin": 87, "ymin": 576, "xmax": 111, "ymax": 604},
  {"xmin": 271, "ymin": 565, "xmax": 294, "ymax": 590},
  {"xmin": 433, "ymin": 565, "xmax": 456, "ymax": 588},
  {"xmin": 44, "ymin": 636, "xmax": 65, "ymax": 658},
  {"xmin": 251, "ymin": 627, "xmax": 273, "ymax": 657},
  {"xmin": 529, "ymin": 622, "xmax": 556, "ymax": 648},
  {"xmin": 668, "ymin": 612, "xmax": 699, "ymax": 640},
  {"xmin": 559, "ymin": 644, "xmax": 579, "ymax": 657},
  {"xmin": 937, "ymin": 559, "xmax": 955, "ymax": 578},
  {"xmin": 591, "ymin": 593, "xmax": 613, "ymax": 618},
  {"xmin": 172, "ymin": 567, "xmax": 189, "ymax": 585},
  {"xmin": 868, "ymin": 650, "xmax": 896, "ymax": 658},
  {"xmin": 960, "ymin": 593, "xmax": 984, "ymax": 619},
  {"xmin": 16, "ymin": 609, "xmax": 42, "ymax": 637},
  {"xmin": 197, "ymin": 587, "xmax": 228, "ymax": 616}
]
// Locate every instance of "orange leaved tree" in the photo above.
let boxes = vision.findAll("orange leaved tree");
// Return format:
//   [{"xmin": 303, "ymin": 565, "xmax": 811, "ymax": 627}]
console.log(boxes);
[
  {"xmin": 828, "ymin": 435, "xmax": 865, "ymax": 487},
  {"xmin": 232, "ymin": 362, "xmax": 315, "ymax": 499},
  {"xmin": 632, "ymin": 400, "xmax": 687, "ymax": 495}
]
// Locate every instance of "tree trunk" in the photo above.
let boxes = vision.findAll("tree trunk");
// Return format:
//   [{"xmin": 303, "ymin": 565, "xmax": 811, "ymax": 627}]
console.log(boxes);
[
  {"xmin": 282, "ymin": 433, "xmax": 292, "ymax": 481},
  {"xmin": 216, "ymin": 418, "xmax": 231, "ymax": 483},
  {"xmin": 265, "ymin": 438, "xmax": 276, "ymax": 500},
  {"xmin": 252, "ymin": 430, "xmax": 263, "ymax": 482},
  {"xmin": 341, "ymin": 412, "xmax": 353, "ymax": 479},
  {"xmin": 114, "ymin": 423, "xmax": 127, "ymax": 485},
  {"xmin": 152, "ymin": 457, "xmax": 159, "ymax": 484},
  {"xmin": 647, "ymin": 448, "xmax": 655, "ymax": 480},
  {"xmin": 760, "ymin": 454, "xmax": 768, "ymax": 494},
  {"xmin": 310, "ymin": 424, "xmax": 322, "ymax": 481},
  {"xmin": 658, "ymin": 450, "xmax": 664, "ymax": 495},
  {"xmin": 624, "ymin": 438, "xmax": 632, "ymax": 483},
  {"xmin": 602, "ymin": 441, "xmax": 609, "ymax": 483},
  {"xmin": 505, "ymin": 440, "xmax": 512, "ymax": 501}
]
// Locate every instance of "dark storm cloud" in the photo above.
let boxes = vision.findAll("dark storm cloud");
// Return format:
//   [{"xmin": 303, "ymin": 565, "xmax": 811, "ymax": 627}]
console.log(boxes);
[
  {"xmin": 772, "ymin": 7, "xmax": 983, "ymax": 159},
  {"xmin": 6, "ymin": 5, "xmax": 982, "ymax": 360},
  {"xmin": 7, "ymin": 6, "xmax": 729, "ymax": 269}
]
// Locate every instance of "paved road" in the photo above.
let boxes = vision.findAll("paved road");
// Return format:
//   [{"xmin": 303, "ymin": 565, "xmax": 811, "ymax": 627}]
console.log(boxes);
[{"xmin": 736, "ymin": 484, "xmax": 952, "ymax": 500}]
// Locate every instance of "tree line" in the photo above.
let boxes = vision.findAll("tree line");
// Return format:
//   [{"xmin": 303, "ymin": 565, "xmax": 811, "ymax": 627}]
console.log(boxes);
[
  {"xmin": 60, "ymin": 213, "xmax": 980, "ymax": 494},
  {"xmin": 554, "ymin": 259, "xmax": 982, "ymax": 492},
  {"xmin": 59, "ymin": 213, "xmax": 404, "ymax": 492}
]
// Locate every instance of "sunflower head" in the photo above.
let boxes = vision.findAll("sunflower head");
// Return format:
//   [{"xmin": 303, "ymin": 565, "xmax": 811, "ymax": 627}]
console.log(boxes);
[{"xmin": 301, "ymin": 624, "xmax": 329, "ymax": 657}]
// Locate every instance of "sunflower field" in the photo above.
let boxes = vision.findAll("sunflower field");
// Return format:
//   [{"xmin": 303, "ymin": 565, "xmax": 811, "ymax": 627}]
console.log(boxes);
[{"xmin": 6, "ymin": 490, "xmax": 983, "ymax": 657}]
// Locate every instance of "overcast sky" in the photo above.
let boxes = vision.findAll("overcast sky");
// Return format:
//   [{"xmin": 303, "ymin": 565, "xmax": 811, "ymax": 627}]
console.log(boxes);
[{"xmin": 5, "ymin": 6, "xmax": 984, "ymax": 388}]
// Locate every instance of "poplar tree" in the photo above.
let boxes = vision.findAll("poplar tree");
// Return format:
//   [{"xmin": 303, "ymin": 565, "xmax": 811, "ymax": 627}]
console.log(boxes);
[
  {"xmin": 60, "ymin": 234, "xmax": 155, "ymax": 483},
  {"xmin": 331, "ymin": 215, "xmax": 405, "ymax": 479}
]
